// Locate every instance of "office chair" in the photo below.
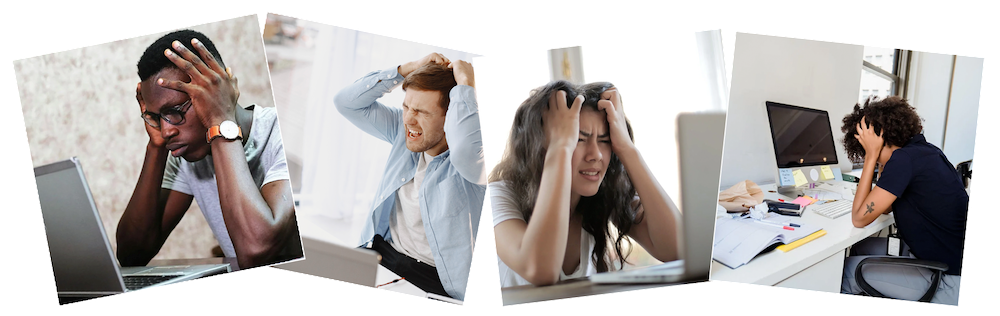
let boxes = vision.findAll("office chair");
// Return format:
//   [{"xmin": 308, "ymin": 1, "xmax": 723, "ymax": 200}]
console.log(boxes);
[
  {"xmin": 957, "ymin": 159, "xmax": 972, "ymax": 189},
  {"xmin": 852, "ymin": 233, "xmax": 949, "ymax": 303}
]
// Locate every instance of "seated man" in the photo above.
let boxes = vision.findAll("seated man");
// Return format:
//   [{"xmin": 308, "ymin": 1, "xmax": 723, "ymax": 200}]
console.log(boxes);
[
  {"xmin": 839, "ymin": 96, "xmax": 967, "ymax": 305},
  {"xmin": 117, "ymin": 30, "xmax": 302, "ymax": 270},
  {"xmin": 334, "ymin": 53, "xmax": 485, "ymax": 300}
]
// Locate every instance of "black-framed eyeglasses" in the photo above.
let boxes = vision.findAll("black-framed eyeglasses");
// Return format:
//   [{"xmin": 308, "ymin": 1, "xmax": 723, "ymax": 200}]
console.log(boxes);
[{"xmin": 141, "ymin": 100, "xmax": 192, "ymax": 129}]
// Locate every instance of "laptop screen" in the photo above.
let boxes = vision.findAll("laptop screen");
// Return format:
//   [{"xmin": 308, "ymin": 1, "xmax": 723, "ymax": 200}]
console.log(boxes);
[{"xmin": 35, "ymin": 158, "xmax": 126, "ymax": 295}]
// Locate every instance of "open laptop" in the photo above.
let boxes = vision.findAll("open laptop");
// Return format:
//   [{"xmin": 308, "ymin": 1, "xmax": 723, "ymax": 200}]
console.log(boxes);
[
  {"xmin": 34, "ymin": 157, "xmax": 230, "ymax": 303},
  {"xmin": 589, "ymin": 112, "xmax": 724, "ymax": 283},
  {"xmin": 274, "ymin": 235, "xmax": 381, "ymax": 287}
]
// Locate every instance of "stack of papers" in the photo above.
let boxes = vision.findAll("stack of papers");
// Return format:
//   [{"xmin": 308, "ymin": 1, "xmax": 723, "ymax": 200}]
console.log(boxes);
[{"xmin": 712, "ymin": 214, "xmax": 823, "ymax": 269}]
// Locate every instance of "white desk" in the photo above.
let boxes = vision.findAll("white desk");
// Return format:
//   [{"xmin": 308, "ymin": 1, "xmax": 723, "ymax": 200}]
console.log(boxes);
[{"xmin": 710, "ymin": 182, "xmax": 894, "ymax": 292}]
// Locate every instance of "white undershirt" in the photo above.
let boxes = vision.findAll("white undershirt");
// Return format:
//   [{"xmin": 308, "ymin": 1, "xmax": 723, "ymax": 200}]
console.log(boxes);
[{"xmin": 389, "ymin": 152, "xmax": 436, "ymax": 266}]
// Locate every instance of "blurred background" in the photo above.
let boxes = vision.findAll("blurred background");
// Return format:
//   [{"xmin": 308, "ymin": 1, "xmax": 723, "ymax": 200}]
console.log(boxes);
[
  {"xmin": 14, "ymin": 15, "xmax": 276, "ymax": 260},
  {"xmin": 262, "ymin": 13, "xmax": 477, "ymax": 246},
  {"xmin": 476, "ymin": 30, "xmax": 730, "ymax": 271}
]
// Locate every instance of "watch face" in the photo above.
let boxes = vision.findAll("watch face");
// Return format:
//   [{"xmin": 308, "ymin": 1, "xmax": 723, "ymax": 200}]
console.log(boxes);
[{"xmin": 220, "ymin": 120, "xmax": 239, "ymax": 139}]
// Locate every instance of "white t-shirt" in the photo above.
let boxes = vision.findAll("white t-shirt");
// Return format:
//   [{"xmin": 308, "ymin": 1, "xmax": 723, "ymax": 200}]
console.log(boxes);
[
  {"xmin": 490, "ymin": 180, "xmax": 597, "ymax": 287},
  {"xmin": 389, "ymin": 152, "xmax": 436, "ymax": 266},
  {"xmin": 161, "ymin": 105, "xmax": 290, "ymax": 258}
]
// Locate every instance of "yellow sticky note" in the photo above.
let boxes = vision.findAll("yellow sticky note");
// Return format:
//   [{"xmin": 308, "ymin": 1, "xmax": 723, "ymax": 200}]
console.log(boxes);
[
  {"xmin": 792, "ymin": 169, "xmax": 808, "ymax": 187},
  {"xmin": 821, "ymin": 166, "xmax": 834, "ymax": 180}
]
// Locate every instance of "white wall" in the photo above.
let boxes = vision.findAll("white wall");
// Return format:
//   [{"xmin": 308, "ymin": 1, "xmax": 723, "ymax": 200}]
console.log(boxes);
[
  {"xmin": 907, "ymin": 51, "xmax": 954, "ymax": 147},
  {"xmin": 720, "ymin": 33, "xmax": 863, "ymax": 188},
  {"xmin": 942, "ymin": 56, "xmax": 984, "ymax": 165},
  {"xmin": 905, "ymin": 52, "xmax": 982, "ymax": 166}
]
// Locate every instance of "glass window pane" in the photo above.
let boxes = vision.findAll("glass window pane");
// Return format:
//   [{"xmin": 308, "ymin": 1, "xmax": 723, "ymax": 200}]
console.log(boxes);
[
  {"xmin": 859, "ymin": 68, "xmax": 892, "ymax": 103},
  {"xmin": 863, "ymin": 47, "xmax": 894, "ymax": 72}
]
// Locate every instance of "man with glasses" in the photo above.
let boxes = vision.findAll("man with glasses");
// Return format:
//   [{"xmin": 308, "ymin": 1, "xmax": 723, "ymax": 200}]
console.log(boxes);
[{"xmin": 117, "ymin": 30, "xmax": 302, "ymax": 270}]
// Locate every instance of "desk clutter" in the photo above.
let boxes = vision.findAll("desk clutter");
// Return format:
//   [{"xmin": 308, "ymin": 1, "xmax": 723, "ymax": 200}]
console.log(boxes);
[
  {"xmin": 712, "ymin": 210, "xmax": 824, "ymax": 269},
  {"xmin": 718, "ymin": 180, "xmax": 765, "ymax": 212}
]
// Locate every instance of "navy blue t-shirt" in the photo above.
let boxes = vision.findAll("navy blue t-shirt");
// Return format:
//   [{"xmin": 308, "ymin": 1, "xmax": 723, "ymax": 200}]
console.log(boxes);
[{"xmin": 876, "ymin": 134, "xmax": 968, "ymax": 275}]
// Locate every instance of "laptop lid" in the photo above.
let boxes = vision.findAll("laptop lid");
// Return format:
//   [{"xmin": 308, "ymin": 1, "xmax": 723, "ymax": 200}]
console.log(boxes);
[
  {"xmin": 676, "ymin": 112, "xmax": 726, "ymax": 280},
  {"xmin": 589, "ymin": 112, "xmax": 726, "ymax": 284},
  {"xmin": 34, "ymin": 157, "xmax": 126, "ymax": 296},
  {"xmin": 275, "ymin": 235, "xmax": 380, "ymax": 286},
  {"xmin": 38, "ymin": 158, "xmax": 231, "ymax": 303}
]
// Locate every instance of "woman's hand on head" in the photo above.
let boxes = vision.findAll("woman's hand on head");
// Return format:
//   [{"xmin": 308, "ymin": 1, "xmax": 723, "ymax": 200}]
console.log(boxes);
[
  {"xmin": 544, "ymin": 90, "xmax": 583, "ymax": 150},
  {"xmin": 855, "ymin": 116, "xmax": 884, "ymax": 160},
  {"xmin": 597, "ymin": 87, "xmax": 635, "ymax": 155}
]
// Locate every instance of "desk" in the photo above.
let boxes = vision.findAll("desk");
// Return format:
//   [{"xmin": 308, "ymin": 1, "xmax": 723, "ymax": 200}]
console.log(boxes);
[
  {"xmin": 58, "ymin": 258, "xmax": 232, "ymax": 305},
  {"xmin": 501, "ymin": 277, "xmax": 699, "ymax": 305},
  {"xmin": 710, "ymin": 182, "xmax": 894, "ymax": 292}
]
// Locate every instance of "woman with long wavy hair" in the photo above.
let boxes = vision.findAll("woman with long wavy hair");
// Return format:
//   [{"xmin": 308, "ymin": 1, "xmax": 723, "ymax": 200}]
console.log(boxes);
[{"xmin": 490, "ymin": 81, "xmax": 682, "ymax": 286}]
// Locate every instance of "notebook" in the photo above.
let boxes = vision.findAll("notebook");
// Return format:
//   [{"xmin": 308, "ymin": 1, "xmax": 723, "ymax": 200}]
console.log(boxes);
[
  {"xmin": 34, "ymin": 157, "xmax": 231, "ymax": 303},
  {"xmin": 587, "ymin": 112, "xmax": 724, "ymax": 284},
  {"xmin": 711, "ymin": 214, "xmax": 822, "ymax": 269}
]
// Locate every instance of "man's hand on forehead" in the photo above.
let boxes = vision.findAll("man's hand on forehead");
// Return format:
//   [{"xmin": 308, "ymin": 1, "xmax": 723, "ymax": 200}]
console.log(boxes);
[{"xmin": 156, "ymin": 38, "xmax": 240, "ymax": 128}]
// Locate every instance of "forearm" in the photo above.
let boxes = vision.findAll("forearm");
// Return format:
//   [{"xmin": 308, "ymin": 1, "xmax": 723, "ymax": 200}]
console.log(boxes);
[
  {"xmin": 117, "ymin": 144, "xmax": 170, "ymax": 265},
  {"xmin": 851, "ymin": 157, "xmax": 879, "ymax": 226},
  {"xmin": 516, "ymin": 147, "xmax": 573, "ymax": 284},
  {"xmin": 211, "ymin": 141, "xmax": 295, "ymax": 268},
  {"xmin": 617, "ymin": 148, "xmax": 681, "ymax": 262}
]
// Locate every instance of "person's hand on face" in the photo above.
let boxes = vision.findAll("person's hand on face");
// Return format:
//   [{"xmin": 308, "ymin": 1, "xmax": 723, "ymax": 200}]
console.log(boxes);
[
  {"xmin": 544, "ymin": 90, "xmax": 584, "ymax": 150},
  {"xmin": 399, "ymin": 53, "xmax": 450, "ymax": 77},
  {"xmin": 448, "ymin": 60, "xmax": 474, "ymax": 88},
  {"xmin": 157, "ymin": 38, "xmax": 240, "ymax": 129},
  {"xmin": 855, "ymin": 116, "xmax": 884, "ymax": 160},
  {"xmin": 596, "ymin": 87, "xmax": 634, "ymax": 155},
  {"xmin": 137, "ymin": 82, "xmax": 167, "ymax": 148}
]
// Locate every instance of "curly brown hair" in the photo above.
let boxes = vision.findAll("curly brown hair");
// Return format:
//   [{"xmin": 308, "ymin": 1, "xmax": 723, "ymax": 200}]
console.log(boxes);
[
  {"xmin": 841, "ymin": 96, "xmax": 923, "ymax": 163},
  {"xmin": 489, "ymin": 80, "xmax": 637, "ymax": 273}
]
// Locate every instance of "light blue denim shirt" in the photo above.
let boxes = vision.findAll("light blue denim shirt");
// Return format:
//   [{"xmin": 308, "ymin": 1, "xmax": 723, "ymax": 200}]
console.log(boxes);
[{"xmin": 334, "ymin": 67, "xmax": 485, "ymax": 300}]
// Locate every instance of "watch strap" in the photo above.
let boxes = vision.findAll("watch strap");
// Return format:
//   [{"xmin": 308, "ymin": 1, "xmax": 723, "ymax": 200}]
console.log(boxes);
[{"xmin": 206, "ymin": 123, "xmax": 243, "ymax": 143}]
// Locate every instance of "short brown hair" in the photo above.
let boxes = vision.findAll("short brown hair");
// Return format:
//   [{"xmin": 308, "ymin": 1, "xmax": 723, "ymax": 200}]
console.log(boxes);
[
  {"xmin": 841, "ymin": 96, "xmax": 923, "ymax": 163},
  {"xmin": 402, "ymin": 63, "xmax": 457, "ymax": 110}
]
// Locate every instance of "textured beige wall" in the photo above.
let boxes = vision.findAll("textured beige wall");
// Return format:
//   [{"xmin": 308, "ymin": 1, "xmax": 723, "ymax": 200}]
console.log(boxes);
[{"xmin": 14, "ymin": 15, "xmax": 275, "ymax": 260}]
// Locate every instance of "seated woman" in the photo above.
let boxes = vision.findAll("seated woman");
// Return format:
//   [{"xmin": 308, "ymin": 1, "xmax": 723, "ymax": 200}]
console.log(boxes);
[
  {"xmin": 489, "ymin": 81, "xmax": 681, "ymax": 287},
  {"xmin": 839, "ymin": 96, "xmax": 967, "ymax": 305}
]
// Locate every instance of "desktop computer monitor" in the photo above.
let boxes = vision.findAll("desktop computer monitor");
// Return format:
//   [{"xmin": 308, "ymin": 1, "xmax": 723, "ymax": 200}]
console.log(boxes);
[{"xmin": 764, "ymin": 101, "xmax": 843, "ymax": 193}]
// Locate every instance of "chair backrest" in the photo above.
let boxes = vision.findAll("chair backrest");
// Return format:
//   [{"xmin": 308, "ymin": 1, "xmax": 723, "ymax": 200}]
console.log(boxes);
[{"xmin": 956, "ymin": 159, "xmax": 972, "ymax": 188}]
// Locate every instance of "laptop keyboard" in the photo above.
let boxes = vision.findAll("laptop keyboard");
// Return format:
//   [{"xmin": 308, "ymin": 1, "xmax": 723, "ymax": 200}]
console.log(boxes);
[
  {"xmin": 123, "ymin": 275, "xmax": 181, "ymax": 290},
  {"xmin": 811, "ymin": 200, "xmax": 852, "ymax": 219}
]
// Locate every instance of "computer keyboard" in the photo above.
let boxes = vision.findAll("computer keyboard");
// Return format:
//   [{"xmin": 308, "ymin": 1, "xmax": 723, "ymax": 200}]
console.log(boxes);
[
  {"xmin": 811, "ymin": 200, "xmax": 852, "ymax": 219},
  {"xmin": 123, "ymin": 275, "xmax": 181, "ymax": 290}
]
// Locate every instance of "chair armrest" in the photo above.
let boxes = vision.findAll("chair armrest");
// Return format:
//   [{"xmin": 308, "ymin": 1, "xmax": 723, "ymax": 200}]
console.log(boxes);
[{"xmin": 854, "ymin": 257, "xmax": 949, "ymax": 302}]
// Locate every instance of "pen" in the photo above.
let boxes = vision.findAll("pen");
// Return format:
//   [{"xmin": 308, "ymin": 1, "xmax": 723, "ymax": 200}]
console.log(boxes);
[
  {"xmin": 763, "ymin": 220, "xmax": 802, "ymax": 227},
  {"xmin": 760, "ymin": 219, "xmax": 801, "ymax": 227},
  {"xmin": 755, "ymin": 219, "xmax": 796, "ymax": 230}
]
